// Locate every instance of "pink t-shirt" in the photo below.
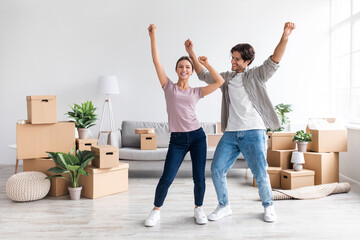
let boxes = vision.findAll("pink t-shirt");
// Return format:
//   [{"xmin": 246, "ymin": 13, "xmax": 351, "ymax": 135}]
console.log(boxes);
[{"xmin": 163, "ymin": 79, "xmax": 203, "ymax": 132}]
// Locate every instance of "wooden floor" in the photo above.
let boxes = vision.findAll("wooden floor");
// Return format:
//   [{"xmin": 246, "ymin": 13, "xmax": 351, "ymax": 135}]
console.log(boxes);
[{"xmin": 1, "ymin": 163, "xmax": 360, "ymax": 240}]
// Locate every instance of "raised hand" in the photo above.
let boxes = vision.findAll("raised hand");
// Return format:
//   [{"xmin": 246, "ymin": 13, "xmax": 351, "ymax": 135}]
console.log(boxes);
[
  {"xmin": 148, "ymin": 24, "xmax": 157, "ymax": 38},
  {"xmin": 185, "ymin": 39, "xmax": 194, "ymax": 54},
  {"xmin": 283, "ymin": 22, "xmax": 296, "ymax": 39},
  {"xmin": 198, "ymin": 56, "xmax": 209, "ymax": 67}
]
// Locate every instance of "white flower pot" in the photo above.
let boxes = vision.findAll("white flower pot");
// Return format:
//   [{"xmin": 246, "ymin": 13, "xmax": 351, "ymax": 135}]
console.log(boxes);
[
  {"xmin": 296, "ymin": 141, "xmax": 308, "ymax": 152},
  {"xmin": 78, "ymin": 128, "xmax": 89, "ymax": 139},
  {"xmin": 68, "ymin": 186, "xmax": 82, "ymax": 200}
]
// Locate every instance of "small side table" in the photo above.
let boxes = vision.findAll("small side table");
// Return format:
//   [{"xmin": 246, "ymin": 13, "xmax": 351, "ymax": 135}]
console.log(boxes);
[{"xmin": 8, "ymin": 144, "xmax": 19, "ymax": 173}]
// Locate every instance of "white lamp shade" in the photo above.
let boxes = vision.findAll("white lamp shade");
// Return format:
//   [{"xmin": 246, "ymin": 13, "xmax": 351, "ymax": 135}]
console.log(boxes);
[
  {"xmin": 291, "ymin": 151, "xmax": 305, "ymax": 164},
  {"xmin": 97, "ymin": 76, "xmax": 120, "ymax": 95}
]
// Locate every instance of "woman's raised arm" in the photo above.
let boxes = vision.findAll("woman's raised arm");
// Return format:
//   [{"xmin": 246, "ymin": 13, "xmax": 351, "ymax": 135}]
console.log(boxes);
[{"xmin": 148, "ymin": 24, "xmax": 168, "ymax": 87}]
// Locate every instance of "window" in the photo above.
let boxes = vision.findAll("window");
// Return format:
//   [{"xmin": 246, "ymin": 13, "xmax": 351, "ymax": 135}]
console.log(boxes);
[{"xmin": 331, "ymin": 0, "xmax": 360, "ymax": 124}]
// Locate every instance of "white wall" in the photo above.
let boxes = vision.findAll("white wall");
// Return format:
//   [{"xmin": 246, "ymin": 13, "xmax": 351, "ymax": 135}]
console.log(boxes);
[{"xmin": 0, "ymin": 0, "xmax": 331, "ymax": 164}]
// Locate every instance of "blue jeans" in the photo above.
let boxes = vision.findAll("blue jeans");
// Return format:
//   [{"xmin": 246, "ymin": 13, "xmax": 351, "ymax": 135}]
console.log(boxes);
[
  {"xmin": 154, "ymin": 127, "xmax": 207, "ymax": 207},
  {"xmin": 211, "ymin": 130, "xmax": 273, "ymax": 207}
]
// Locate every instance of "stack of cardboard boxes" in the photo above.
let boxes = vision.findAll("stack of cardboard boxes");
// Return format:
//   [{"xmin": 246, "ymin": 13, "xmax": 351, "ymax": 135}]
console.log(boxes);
[
  {"xmin": 79, "ymin": 145, "xmax": 129, "ymax": 199},
  {"xmin": 253, "ymin": 124, "xmax": 347, "ymax": 190},
  {"xmin": 254, "ymin": 132, "xmax": 316, "ymax": 190},
  {"xmin": 20, "ymin": 95, "xmax": 129, "ymax": 199},
  {"xmin": 20, "ymin": 95, "xmax": 75, "ymax": 196},
  {"xmin": 303, "ymin": 122, "xmax": 347, "ymax": 185}
]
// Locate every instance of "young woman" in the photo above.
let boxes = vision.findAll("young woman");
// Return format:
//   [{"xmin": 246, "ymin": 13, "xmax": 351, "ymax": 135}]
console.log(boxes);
[{"xmin": 145, "ymin": 24, "xmax": 225, "ymax": 227}]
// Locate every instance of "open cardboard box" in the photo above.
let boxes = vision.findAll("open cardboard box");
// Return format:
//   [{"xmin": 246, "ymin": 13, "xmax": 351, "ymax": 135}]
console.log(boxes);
[{"xmin": 306, "ymin": 118, "xmax": 347, "ymax": 153}]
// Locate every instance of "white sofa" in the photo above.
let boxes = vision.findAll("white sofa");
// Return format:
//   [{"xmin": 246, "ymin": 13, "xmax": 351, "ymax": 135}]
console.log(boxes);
[{"xmin": 117, "ymin": 121, "xmax": 247, "ymax": 168}]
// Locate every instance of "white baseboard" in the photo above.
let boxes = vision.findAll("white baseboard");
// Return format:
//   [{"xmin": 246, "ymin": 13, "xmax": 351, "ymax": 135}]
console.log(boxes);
[{"xmin": 340, "ymin": 173, "xmax": 360, "ymax": 185}]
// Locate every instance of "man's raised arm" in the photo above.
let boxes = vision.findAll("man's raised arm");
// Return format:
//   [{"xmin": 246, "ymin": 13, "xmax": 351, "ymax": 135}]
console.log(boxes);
[{"xmin": 271, "ymin": 22, "xmax": 296, "ymax": 63}]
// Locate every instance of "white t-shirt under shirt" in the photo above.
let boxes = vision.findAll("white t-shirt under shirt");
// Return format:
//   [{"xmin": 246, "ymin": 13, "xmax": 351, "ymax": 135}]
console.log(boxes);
[
  {"xmin": 163, "ymin": 79, "xmax": 203, "ymax": 133},
  {"xmin": 226, "ymin": 72, "xmax": 266, "ymax": 131}
]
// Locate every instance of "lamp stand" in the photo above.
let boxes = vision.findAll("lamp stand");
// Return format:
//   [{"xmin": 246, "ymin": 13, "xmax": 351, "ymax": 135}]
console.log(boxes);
[{"xmin": 98, "ymin": 94, "xmax": 116, "ymax": 140}]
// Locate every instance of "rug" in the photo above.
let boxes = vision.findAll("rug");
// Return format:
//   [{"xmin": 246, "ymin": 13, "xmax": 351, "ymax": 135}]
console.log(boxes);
[{"xmin": 272, "ymin": 182, "xmax": 351, "ymax": 200}]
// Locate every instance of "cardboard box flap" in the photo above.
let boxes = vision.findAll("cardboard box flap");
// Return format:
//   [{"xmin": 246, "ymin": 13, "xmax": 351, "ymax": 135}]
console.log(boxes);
[
  {"xmin": 85, "ymin": 163, "xmax": 129, "ymax": 174},
  {"xmin": 281, "ymin": 169, "xmax": 315, "ymax": 177},
  {"xmin": 268, "ymin": 132, "xmax": 296, "ymax": 137},
  {"xmin": 26, "ymin": 95, "xmax": 56, "ymax": 101}
]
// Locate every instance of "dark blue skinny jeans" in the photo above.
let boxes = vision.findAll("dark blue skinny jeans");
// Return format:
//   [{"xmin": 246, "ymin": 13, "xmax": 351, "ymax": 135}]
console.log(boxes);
[{"xmin": 154, "ymin": 127, "xmax": 207, "ymax": 207}]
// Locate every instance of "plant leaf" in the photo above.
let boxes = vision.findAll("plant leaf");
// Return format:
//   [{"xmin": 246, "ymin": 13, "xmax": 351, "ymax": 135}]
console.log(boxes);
[{"xmin": 47, "ymin": 167, "xmax": 69, "ymax": 174}]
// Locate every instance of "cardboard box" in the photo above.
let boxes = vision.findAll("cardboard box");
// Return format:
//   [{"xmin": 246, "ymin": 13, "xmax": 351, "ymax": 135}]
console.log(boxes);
[
  {"xmin": 140, "ymin": 133, "xmax": 157, "ymax": 150},
  {"xmin": 91, "ymin": 145, "xmax": 119, "ymax": 168},
  {"xmin": 216, "ymin": 122, "xmax": 223, "ymax": 133},
  {"xmin": 306, "ymin": 127, "xmax": 347, "ymax": 153},
  {"xmin": 76, "ymin": 138, "xmax": 98, "ymax": 151},
  {"xmin": 27, "ymin": 95, "xmax": 57, "ymax": 124},
  {"xmin": 267, "ymin": 149, "xmax": 294, "ymax": 170},
  {"xmin": 16, "ymin": 122, "xmax": 75, "ymax": 159},
  {"xmin": 280, "ymin": 169, "xmax": 315, "ymax": 190},
  {"xmin": 267, "ymin": 132, "xmax": 296, "ymax": 150},
  {"xmin": 303, "ymin": 152, "xmax": 339, "ymax": 185},
  {"xmin": 253, "ymin": 167, "xmax": 282, "ymax": 188},
  {"xmin": 23, "ymin": 158, "xmax": 70, "ymax": 197},
  {"xmin": 78, "ymin": 163, "xmax": 129, "ymax": 199},
  {"xmin": 207, "ymin": 134, "xmax": 223, "ymax": 147}
]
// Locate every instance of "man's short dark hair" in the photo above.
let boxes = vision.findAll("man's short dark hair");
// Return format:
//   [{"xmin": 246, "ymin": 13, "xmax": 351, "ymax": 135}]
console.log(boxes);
[{"xmin": 231, "ymin": 44, "xmax": 255, "ymax": 66}]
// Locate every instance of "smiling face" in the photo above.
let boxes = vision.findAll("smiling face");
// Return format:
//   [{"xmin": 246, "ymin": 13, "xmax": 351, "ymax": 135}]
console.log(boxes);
[
  {"xmin": 231, "ymin": 51, "xmax": 250, "ymax": 73},
  {"xmin": 176, "ymin": 59, "xmax": 193, "ymax": 80}
]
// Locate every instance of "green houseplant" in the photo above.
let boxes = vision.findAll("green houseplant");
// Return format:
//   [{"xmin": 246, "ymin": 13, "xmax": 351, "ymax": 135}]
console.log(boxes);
[
  {"xmin": 292, "ymin": 130, "xmax": 312, "ymax": 152},
  {"xmin": 46, "ymin": 147, "xmax": 95, "ymax": 200},
  {"xmin": 275, "ymin": 103, "xmax": 293, "ymax": 131},
  {"xmin": 267, "ymin": 103, "xmax": 293, "ymax": 132},
  {"xmin": 66, "ymin": 100, "xmax": 98, "ymax": 139}
]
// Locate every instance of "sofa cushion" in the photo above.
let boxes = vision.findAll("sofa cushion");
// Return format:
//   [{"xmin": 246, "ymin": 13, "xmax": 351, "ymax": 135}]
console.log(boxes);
[
  {"xmin": 119, "ymin": 147, "xmax": 244, "ymax": 161},
  {"xmin": 121, "ymin": 121, "xmax": 216, "ymax": 148}
]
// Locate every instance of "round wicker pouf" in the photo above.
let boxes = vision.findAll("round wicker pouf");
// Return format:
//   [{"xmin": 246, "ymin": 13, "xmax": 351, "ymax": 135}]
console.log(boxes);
[{"xmin": 6, "ymin": 171, "xmax": 50, "ymax": 202}]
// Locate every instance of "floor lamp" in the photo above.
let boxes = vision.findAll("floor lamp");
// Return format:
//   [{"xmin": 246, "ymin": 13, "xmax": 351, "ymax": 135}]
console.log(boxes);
[{"xmin": 97, "ymin": 76, "xmax": 120, "ymax": 146}]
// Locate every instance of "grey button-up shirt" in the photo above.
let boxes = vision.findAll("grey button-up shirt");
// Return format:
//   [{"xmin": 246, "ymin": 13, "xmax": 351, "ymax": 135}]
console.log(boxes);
[{"xmin": 198, "ymin": 56, "xmax": 281, "ymax": 132}]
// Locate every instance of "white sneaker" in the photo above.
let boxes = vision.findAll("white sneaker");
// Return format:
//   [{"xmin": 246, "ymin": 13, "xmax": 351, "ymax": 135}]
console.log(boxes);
[
  {"xmin": 264, "ymin": 205, "xmax": 277, "ymax": 222},
  {"xmin": 208, "ymin": 205, "xmax": 232, "ymax": 221},
  {"xmin": 194, "ymin": 207, "xmax": 208, "ymax": 225},
  {"xmin": 145, "ymin": 209, "xmax": 160, "ymax": 227}
]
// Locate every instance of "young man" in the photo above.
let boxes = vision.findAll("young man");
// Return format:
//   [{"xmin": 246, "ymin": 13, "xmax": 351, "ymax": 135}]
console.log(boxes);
[{"xmin": 185, "ymin": 22, "xmax": 296, "ymax": 222}]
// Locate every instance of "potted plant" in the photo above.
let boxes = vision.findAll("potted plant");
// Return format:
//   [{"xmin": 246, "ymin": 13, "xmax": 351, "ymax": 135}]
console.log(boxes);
[
  {"xmin": 292, "ymin": 130, "xmax": 312, "ymax": 152},
  {"xmin": 275, "ymin": 103, "xmax": 293, "ymax": 131},
  {"xmin": 267, "ymin": 103, "xmax": 293, "ymax": 132},
  {"xmin": 66, "ymin": 100, "xmax": 98, "ymax": 139},
  {"xmin": 45, "ymin": 147, "xmax": 95, "ymax": 200}
]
